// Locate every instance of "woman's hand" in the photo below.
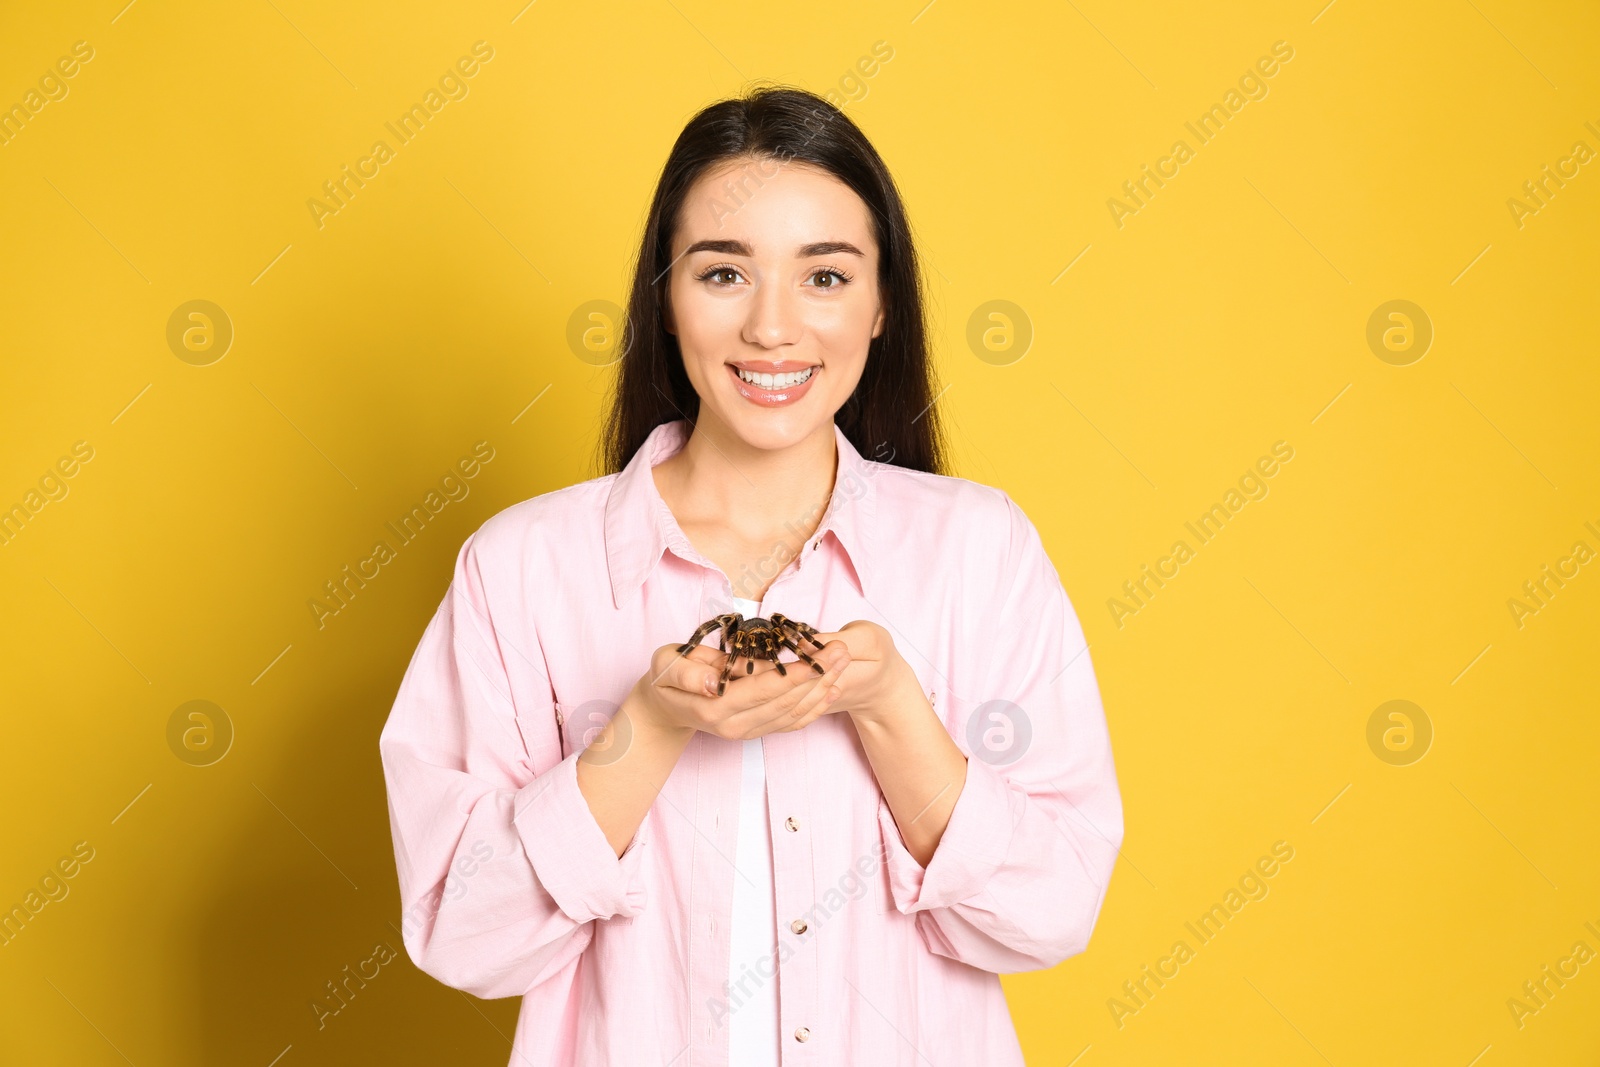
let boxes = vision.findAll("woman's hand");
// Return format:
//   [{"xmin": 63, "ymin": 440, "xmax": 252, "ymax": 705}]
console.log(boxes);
[
  {"xmin": 625, "ymin": 637, "xmax": 852, "ymax": 744},
  {"xmin": 801, "ymin": 620, "xmax": 924, "ymax": 727}
]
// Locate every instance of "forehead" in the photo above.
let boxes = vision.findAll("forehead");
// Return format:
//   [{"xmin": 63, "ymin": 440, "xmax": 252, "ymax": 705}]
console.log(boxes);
[{"xmin": 674, "ymin": 158, "xmax": 877, "ymax": 254}]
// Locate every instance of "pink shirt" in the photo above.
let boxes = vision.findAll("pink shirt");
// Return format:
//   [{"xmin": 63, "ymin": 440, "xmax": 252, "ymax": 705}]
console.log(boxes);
[{"xmin": 379, "ymin": 418, "xmax": 1124, "ymax": 1066}]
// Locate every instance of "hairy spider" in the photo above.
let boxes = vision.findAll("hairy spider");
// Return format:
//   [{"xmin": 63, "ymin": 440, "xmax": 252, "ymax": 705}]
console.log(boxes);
[{"xmin": 676, "ymin": 612, "xmax": 830, "ymax": 697}]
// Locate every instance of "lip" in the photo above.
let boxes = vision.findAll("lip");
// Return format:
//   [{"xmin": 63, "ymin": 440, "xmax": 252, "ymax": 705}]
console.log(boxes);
[
  {"xmin": 727, "ymin": 362, "xmax": 820, "ymax": 407},
  {"xmin": 728, "ymin": 360, "xmax": 821, "ymax": 373}
]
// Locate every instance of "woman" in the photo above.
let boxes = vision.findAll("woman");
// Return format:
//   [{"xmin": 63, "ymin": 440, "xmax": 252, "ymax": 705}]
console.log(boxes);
[{"xmin": 379, "ymin": 85, "xmax": 1123, "ymax": 1066}]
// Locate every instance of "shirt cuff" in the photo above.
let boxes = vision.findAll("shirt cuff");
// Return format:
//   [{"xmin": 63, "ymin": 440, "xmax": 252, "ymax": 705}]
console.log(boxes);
[
  {"xmin": 514, "ymin": 748, "xmax": 649, "ymax": 925},
  {"xmin": 878, "ymin": 756, "xmax": 1016, "ymax": 914}
]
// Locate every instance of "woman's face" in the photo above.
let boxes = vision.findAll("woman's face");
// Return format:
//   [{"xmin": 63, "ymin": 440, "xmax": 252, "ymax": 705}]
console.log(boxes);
[{"xmin": 663, "ymin": 157, "xmax": 885, "ymax": 452}]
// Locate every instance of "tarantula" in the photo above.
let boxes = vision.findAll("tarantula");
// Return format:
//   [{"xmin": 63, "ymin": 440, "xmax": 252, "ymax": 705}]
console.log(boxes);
[{"xmin": 677, "ymin": 612, "xmax": 830, "ymax": 697}]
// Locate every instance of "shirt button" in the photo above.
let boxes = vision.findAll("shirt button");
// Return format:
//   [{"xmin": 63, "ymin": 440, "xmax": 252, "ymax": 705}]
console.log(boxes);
[
  {"xmin": 794, "ymin": 1027, "xmax": 811, "ymax": 1042},
  {"xmin": 790, "ymin": 919, "xmax": 807, "ymax": 935},
  {"xmin": 785, "ymin": 816, "xmax": 799, "ymax": 832}
]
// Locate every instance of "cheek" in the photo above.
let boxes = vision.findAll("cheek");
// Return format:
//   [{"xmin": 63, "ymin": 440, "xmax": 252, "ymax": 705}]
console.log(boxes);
[
  {"xmin": 808, "ymin": 299, "xmax": 876, "ymax": 359},
  {"xmin": 671, "ymin": 287, "xmax": 739, "ymax": 357}
]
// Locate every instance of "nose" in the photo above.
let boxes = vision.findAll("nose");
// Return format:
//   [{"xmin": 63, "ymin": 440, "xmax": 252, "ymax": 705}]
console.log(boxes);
[{"xmin": 741, "ymin": 275, "xmax": 803, "ymax": 350}]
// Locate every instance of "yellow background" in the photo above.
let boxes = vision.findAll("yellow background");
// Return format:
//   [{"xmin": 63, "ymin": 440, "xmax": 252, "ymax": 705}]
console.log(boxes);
[{"xmin": 2, "ymin": 0, "xmax": 1596, "ymax": 1063}]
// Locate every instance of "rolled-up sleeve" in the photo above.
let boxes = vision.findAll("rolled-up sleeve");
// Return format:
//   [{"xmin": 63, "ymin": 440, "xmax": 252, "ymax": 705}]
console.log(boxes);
[
  {"xmin": 379, "ymin": 529, "xmax": 649, "ymax": 1000},
  {"xmin": 878, "ymin": 491, "xmax": 1123, "ymax": 973}
]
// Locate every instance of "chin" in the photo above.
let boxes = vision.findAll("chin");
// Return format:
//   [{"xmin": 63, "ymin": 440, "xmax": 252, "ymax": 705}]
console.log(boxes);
[{"xmin": 721, "ymin": 408, "xmax": 836, "ymax": 452}]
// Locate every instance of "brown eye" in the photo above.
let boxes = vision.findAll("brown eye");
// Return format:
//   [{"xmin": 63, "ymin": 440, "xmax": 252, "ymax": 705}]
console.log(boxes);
[{"xmin": 697, "ymin": 265, "xmax": 743, "ymax": 285}]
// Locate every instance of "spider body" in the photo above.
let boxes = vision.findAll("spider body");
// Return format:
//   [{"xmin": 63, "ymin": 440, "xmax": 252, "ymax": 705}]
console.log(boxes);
[{"xmin": 676, "ymin": 612, "xmax": 829, "ymax": 697}]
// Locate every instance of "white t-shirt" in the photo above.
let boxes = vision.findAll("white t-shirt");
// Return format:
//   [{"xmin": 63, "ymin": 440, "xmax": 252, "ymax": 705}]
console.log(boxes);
[{"xmin": 727, "ymin": 596, "xmax": 780, "ymax": 1065}]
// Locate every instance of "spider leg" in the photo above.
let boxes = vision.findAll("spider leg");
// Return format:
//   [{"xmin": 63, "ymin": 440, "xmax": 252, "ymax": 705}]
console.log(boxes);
[
  {"xmin": 678, "ymin": 614, "xmax": 738, "ymax": 656},
  {"xmin": 711, "ymin": 617, "xmax": 741, "ymax": 695},
  {"xmin": 715, "ymin": 656, "xmax": 739, "ymax": 696},
  {"xmin": 793, "ymin": 624, "xmax": 828, "ymax": 653},
  {"xmin": 762, "ymin": 630, "xmax": 788, "ymax": 676},
  {"xmin": 717, "ymin": 614, "xmax": 740, "ymax": 655},
  {"xmin": 776, "ymin": 631, "xmax": 827, "ymax": 676},
  {"xmin": 714, "ymin": 623, "xmax": 747, "ymax": 697},
  {"xmin": 770, "ymin": 614, "xmax": 829, "ymax": 657}
]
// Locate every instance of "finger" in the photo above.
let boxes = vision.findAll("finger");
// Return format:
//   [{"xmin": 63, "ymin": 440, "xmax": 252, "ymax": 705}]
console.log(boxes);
[
  {"xmin": 825, "ymin": 626, "xmax": 883, "ymax": 657},
  {"xmin": 763, "ymin": 672, "xmax": 842, "ymax": 735},
  {"xmin": 714, "ymin": 643, "xmax": 848, "ymax": 737},
  {"xmin": 652, "ymin": 642, "xmax": 728, "ymax": 697},
  {"xmin": 775, "ymin": 649, "xmax": 859, "ymax": 733},
  {"xmin": 708, "ymin": 637, "xmax": 843, "ymax": 706},
  {"xmin": 677, "ymin": 647, "xmax": 795, "ymax": 704},
  {"xmin": 748, "ymin": 645, "xmax": 850, "ymax": 734},
  {"xmin": 771, "ymin": 669, "xmax": 846, "ymax": 733},
  {"xmin": 774, "ymin": 681, "xmax": 851, "ymax": 729}
]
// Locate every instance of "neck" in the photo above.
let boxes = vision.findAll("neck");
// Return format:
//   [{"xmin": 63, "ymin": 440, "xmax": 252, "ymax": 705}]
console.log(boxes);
[{"xmin": 656, "ymin": 416, "xmax": 839, "ymax": 544}]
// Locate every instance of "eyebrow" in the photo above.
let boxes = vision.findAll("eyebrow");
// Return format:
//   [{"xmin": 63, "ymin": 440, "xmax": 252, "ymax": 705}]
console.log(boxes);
[{"xmin": 681, "ymin": 239, "xmax": 866, "ymax": 258}]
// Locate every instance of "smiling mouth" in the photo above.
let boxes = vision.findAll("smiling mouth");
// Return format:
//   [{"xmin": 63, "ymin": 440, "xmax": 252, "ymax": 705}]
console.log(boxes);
[{"xmin": 732, "ymin": 365, "xmax": 817, "ymax": 389}]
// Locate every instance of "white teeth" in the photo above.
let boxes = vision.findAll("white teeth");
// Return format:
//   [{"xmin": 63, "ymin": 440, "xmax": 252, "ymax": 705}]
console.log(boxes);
[{"xmin": 737, "ymin": 366, "xmax": 814, "ymax": 388}]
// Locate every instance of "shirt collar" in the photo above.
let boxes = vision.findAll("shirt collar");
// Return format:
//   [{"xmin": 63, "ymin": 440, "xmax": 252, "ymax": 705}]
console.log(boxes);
[{"xmin": 604, "ymin": 418, "xmax": 876, "ymax": 609}]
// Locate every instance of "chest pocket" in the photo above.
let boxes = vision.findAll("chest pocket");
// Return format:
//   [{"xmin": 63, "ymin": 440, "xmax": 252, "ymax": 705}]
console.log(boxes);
[
  {"xmin": 553, "ymin": 698, "xmax": 633, "ymax": 766},
  {"xmin": 513, "ymin": 700, "xmax": 566, "ymax": 772}
]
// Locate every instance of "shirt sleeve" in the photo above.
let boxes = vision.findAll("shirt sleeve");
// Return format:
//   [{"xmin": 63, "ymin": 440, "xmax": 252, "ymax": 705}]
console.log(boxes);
[
  {"xmin": 876, "ymin": 491, "xmax": 1124, "ymax": 973},
  {"xmin": 379, "ymin": 528, "xmax": 650, "ymax": 999}
]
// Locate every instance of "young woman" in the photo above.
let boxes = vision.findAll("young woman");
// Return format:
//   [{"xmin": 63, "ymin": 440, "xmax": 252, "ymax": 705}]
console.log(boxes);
[{"xmin": 380, "ymin": 85, "xmax": 1123, "ymax": 1066}]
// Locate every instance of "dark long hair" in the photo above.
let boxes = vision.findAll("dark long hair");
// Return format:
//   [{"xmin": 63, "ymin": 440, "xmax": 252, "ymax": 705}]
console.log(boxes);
[{"xmin": 599, "ymin": 84, "xmax": 948, "ymax": 477}]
